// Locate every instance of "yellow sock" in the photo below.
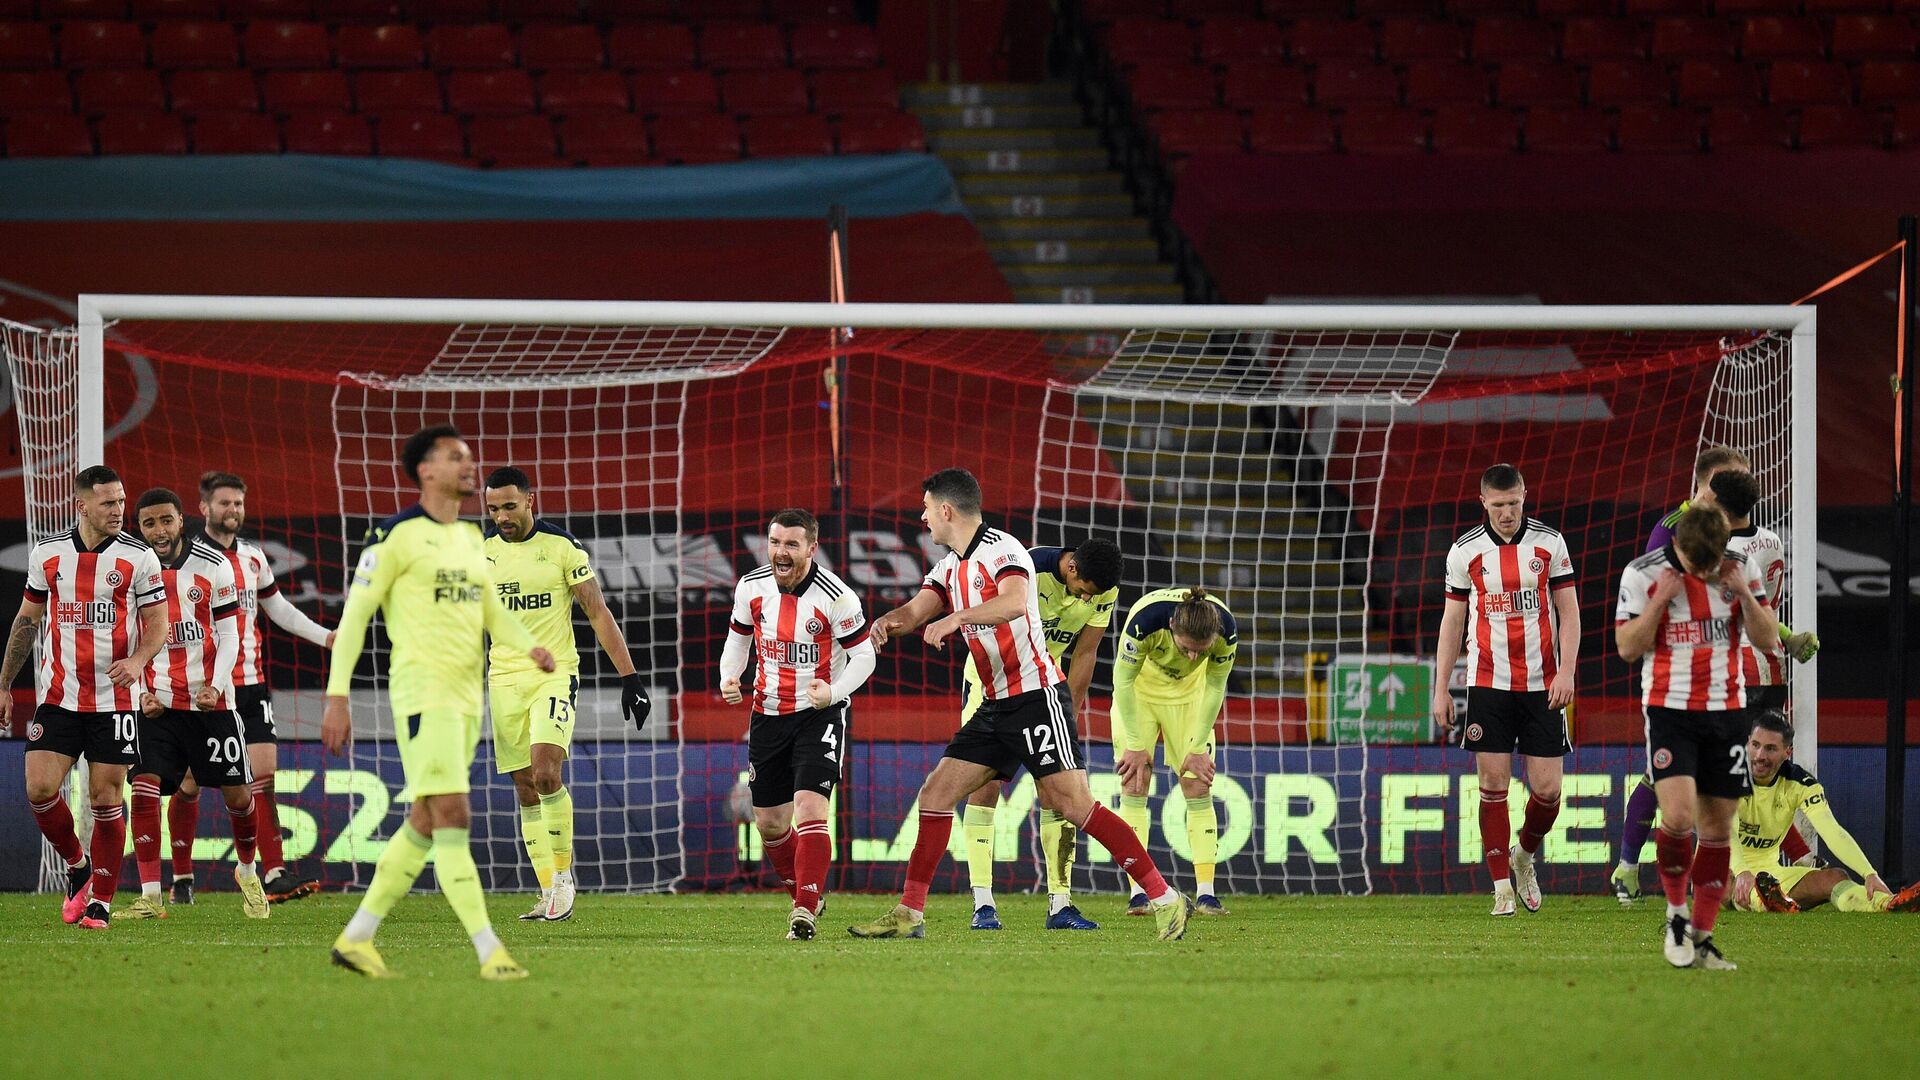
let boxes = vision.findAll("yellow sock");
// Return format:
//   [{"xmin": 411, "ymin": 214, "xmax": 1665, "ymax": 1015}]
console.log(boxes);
[
  {"xmin": 520, "ymin": 803, "xmax": 553, "ymax": 890},
  {"xmin": 1186, "ymin": 795, "xmax": 1218, "ymax": 897},
  {"xmin": 963, "ymin": 802, "xmax": 995, "ymax": 892},
  {"xmin": 1831, "ymin": 881, "xmax": 1891, "ymax": 913},
  {"xmin": 430, "ymin": 827, "xmax": 492, "ymax": 938},
  {"xmin": 1118, "ymin": 794, "xmax": 1152, "ymax": 849},
  {"xmin": 1039, "ymin": 808, "xmax": 1074, "ymax": 896},
  {"xmin": 539, "ymin": 786, "xmax": 574, "ymax": 875},
  {"xmin": 361, "ymin": 824, "xmax": 431, "ymax": 919}
]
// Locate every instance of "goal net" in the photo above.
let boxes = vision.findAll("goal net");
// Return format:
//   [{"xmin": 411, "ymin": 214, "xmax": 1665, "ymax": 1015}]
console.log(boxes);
[{"xmin": 3, "ymin": 300, "xmax": 1813, "ymax": 898}]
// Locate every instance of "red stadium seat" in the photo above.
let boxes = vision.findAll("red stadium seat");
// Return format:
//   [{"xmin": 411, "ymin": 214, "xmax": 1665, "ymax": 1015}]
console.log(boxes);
[
  {"xmin": 447, "ymin": 68, "xmax": 536, "ymax": 114},
  {"xmin": 721, "ymin": 68, "xmax": 807, "ymax": 115},
  {"xmin": 1561, "ymin": 18, "xmax": 1646, "ymax": 62},
  {"xmin": 467, "ymin": 113, "xmax": 559, "ymax": 166},
  {"xmin": 742, "ymin": 111, "xmax": 832, "ymax": 156},
  {"xmin": 41, "ymin": 0, "xmax": 128, "ymax": 19},
  {"xmin": 0, "ymin": 23, "xmax": 54, "ymax": 70},
  {"xmin": 76, "ymin": 68, "xmax": 164, "ymax": 111},
  {"xmin": 1314, "ymin": 60, "xmax": 1399, "ymax": 106},
  {"xmin": 1613, "ymin": 103, "xmax": 1702, "ymax": 150},
  {"xmin": 1535, "ymin": 0, "xmax": 1615, "ymax": 15},
  {"xmin": 1767, "ymin": 60, "xmax": 1851, "ymax": 104},
  {"xmin": 537, "ymin": 70, "xmax": 629, "ymax": 113},
  {"xmin": 1649, "ymin": 17, "xmax": 1737, "ymax": 59},
  {"xmin": 1806, "ymin": 0, "xmax": 1893, "ymax": 11},
  {"xmin": 1078, "ymin": 0, "xmax": 1165, "ymax": 18},
  {"xmin": 1198, "ymin": 18, "xmax": 1286, "ymax": 64},
  {"xmin": 1705, "ymin": 103, "xmax": 1792, "ymax": 146},
  {"xmin": 283, "ymin": 109, "xmax": 371, "ymax": 154},
  {"xmin": 60, "ymin": 22, "xmax": 147, "ymax": 69},
  {"xmin": 1624, "ymin": 0, "xmax": 1708, "ymax": 15},
  {"xmin": 315, "ymin": 0, "xmax": 400, "ymax": 20},
  {"xmin": 1102, "ymin": 19, "xmax": 1195, "ymax": 66},
  {"xmin": 1287, "ymin": 19, "xmax": 1377, "ymax": 62},
  {"xmin": 607, "ymin": 22, "xmax": 696, "ymax": 70},
  {"xmin": 1403, "ymin": 60, "xmax": 1489, "ymax": 105},
  {"xmin": 225, "ymin": 0, "xmax": 314, "ymax": 17},
  {"xmin": 1494, "ymin": 60, "xmax": 1580, "ymax": 106},
  {"xmin": 1740, "ymin": 16, "xmax": 1827, "ymax": 60},
  {"xmin": 500, "ymin": 0, "xmax": 584, "ymax": 20},
  {"xmin": 1264, "ymin": 0, "xmax": 1348, "ymax": 17},
  {"xmin": 1830, "ymin": 15, "xmax": 1918, "ymax": 59},
  {"xmin": 1429, "ymin": 103, "xmax": 1518, "ymax": 151},
  {"xmin": 519, "ymin": 23, "xmax": 605, "ymax": 71},
  {"xmin": 810, "ymin": 68, "xmax": 896, "ymax": 115},
  {"xmin": 373, "ymin": 110, "xmax": 464, "ymax": 160},
  {"xmin": 1677, "ymin": 58, "xmax": 1764, "ymax": 103},
  {"xmin": 1524, "ymin": 106, "xmax": 1612, "ymax": 150},
  {"xmin": 1586, "ymin": 60, "xmax": 1673, "ymax": 105},
  {"xmin": 1893, "ymin": 102, "xmax": 1920, "ymax": 147},
  {"xmin": 1716, "ymin": 0, "xmax": 1800, "ymax": 14},
  {"xmin": 832, "ymin": 106, "xmax": 923, "ymax": 152},
  {"xmin": 355, "ymin": 69, "xmax": 443, "ymax": 112},
  {"xmin": 1148, "ymin": 107, "xmax": 1244, "ymax": 154},
  {"xmin": 169, "ymin": 68, "xmax": 261, "ymax": 111},
  {"xmin": 4, "ymin": 112, "xmax": 94, "ymax": 155},
  {"xmin": 629, "ymin": 68, "xmax": 718, "ymax": 114},
  {"xmin": 789, "ymin": 22, "xmax": 878, "ymax": 69},
  {"xmin": 769, "ymin": 0, "xmax": 857, "ymax": 18},
  {"xmin": 1128, "ymin": 64, "xmax": 1218, "ymax": 111},
  {"xmin": 0, "ymin": 71, "xmax": 72, "ymax": 111},
  {"xmin": 426, "ymin": 24, "xmax": 515, "ymax": 69},
  {"xmin": 558, "ymin": 111, "xmax": 651, "ymax": 164},
  {"xmin": 1245, "ymin": 105, "xmax": 1335, "ymax": 151},
  {"xmin": 262, "ymin": 69, "xmax": 350, "ymax": 113},
  {"xmin": 699, "ymin": 21, "xmax": 786, "ymax": 70},
  {"xmin": 1796, "ymin": 103, "xmax": 1886, "ymax": 145},
  {"xmin": 585, "ymin": 0, "xmax": 678, "ymax": 19},
  {"xmin": 1446, "ymin": 0, "xmax": 1529, "ymax": 15},
  {"xmin": 1860, "ymin": 59, "xmax": 1920, "ymax": 101},
  {"xmin": 96, "ymin": 110, "xmax": 186, "ymax": 153},
  {"xmin": 411, "ymin": 0, "xmax": 494, "ymax": 19},
  {"xmin": 244, "ymin": 23, "xmax": 332, "ymax": 70},
  {"xmin": 1352, "ymin": 0, "xmax": 1439, "ymax": 16},
  {"xmin": 335, "ymin": 25, "xmax": 424, "ymax": 70},
  {"xmin": 1222, "ymin": 63, "xmax": 1311, "ymax": 108},
  {"xmin": 1469, "ymin": 18, "xmax": 1555, "ymax": 62},
  {"xmin": 150, "ymin": 22, "xmax": 238, "ymax": 69},
  {"xmin": 1381, "ymin": 19, "xmax": 1466, "ymax": 61},
  {"xmin": 188, "ymin": 110, "xmax": 282, "ymax": 152},
  {"xmin": 651, "ymin": 110, "xmax": 739, "ymax": 161},
  {"xmin": 1178, "ymin": 0, "xmax": 1260, "ymax": 15},
  {"xmin": 681, "ymin": 0, "xmax": 766, "ymax": 17},
  {"xmin": 1339, "ymin": 104, "xmax": 1429, "ymax": 152}
]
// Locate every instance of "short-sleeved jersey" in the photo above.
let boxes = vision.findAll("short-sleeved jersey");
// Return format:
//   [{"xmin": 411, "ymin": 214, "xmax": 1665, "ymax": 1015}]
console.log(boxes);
[
  {"xmin": 962, "ymin": 546, "xmax": 1116, "ymax": 699},
  {"xmin": 1725, "ymin": 524, "xmax": 1788, "ymax": 687},
  {"xmin": 1735, "ymin": 761, "xmax": 1877, "ymax": 880},
  {"xmin": 146, "ymin": 539, "xmax": 241, "ymax": 710},
  {"xmin": 1646, "ymin": 501, "xmax": 1689, "ymax": 554},
  {"xmin": 1615, "ymin": 545, "xmax": 1765, "ymax": 711},
  {"xmin": 24, "ymin": 528, "xmax": 166, "ymax": 712},
  {"xmin": 1114, "ymin": 588, "xmax": 1238, "ymax": 703},
  {"xmin": 729, "ymin": 562, "xmax": 867, "ymax": 715},
  {"xmin": 920, "ymin": 525, "xmax": 1062, "ymax": 700},
  {"xmin": 485, "ymin": 520, "xmax": 594, "ymax": 680},
  {"xmin": 202, "ymin": 535, "xmax": 278, "ymax": 688},
  {"xmin": 1443, "ymin": 519, "xmax": 1576, "ymax": 692}
]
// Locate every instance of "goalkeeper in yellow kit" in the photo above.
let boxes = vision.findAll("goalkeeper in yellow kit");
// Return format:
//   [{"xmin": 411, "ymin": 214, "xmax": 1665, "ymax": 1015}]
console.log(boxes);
[{"xmin": 1112, "ymin": 586, "xmax": 1238, "ymax": 916}]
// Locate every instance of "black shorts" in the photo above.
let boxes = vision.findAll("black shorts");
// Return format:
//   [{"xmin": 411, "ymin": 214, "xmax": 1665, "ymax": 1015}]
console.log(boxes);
[
  {"xmin": 1644, "ymin": 705, "xmax": 1752, "ymax": 800},
  {"xmin": 1461, "ymin": 687, "xmax": 1569, "ymax": 758},
  {"xmin": 748, "ymin": 702, "xmax": 848, "ymax": 807},
  {"xmin": 234, "ymin": 683, "xmax": 276, "ymax": 745},
  {"xmin": 25, "ymin": 704, "xmax": 142, "ymax": 766},
  {"xmin": 135, "ymin": 709, "xmax": 253, "ymax": 795},
  {"xmin": 943, "ymin": 682, "xmax": 1079, "ymax": 782}
]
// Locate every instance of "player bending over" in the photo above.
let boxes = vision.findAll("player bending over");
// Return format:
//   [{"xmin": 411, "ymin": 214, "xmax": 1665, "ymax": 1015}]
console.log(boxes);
[
  {"xmin": 2, "ymin": 466, "xmax": 168, "ymax": 930},
  {"xmin": 849, "ymin": 469, "xmax": 1192, "ymax": 942},
  {"xmin": 484, "ymin": 467, "xmax": 650, "ymax": 923},
  {"xmin": 719, "ymin": 508, "xmax": 875, "ymax": 941},
  {"xmin": 1730, "ymin": 712, "xmax": 1920, "ymax": 915},
  {"xmin": 323, "ymin": 425, "xmax": 553, "ymax": 980},
  {"xmin": 1616, "ymin": 507, "xmax": 1778, "ymax": 970},
  {"xmin": 1430, "ymin": 464, "xmax": 1580, "ymax": 917},
  {"xmin": 122, "ymin": 488, "xmax": 269, "ymax": 920},
  {"xmin": 962, "ymin": 538, "xmax": 1119, "ymax": 931}
]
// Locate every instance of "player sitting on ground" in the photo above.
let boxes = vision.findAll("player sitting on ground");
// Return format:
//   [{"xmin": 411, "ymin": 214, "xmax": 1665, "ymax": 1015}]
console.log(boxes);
[
  {"xmin": 124, "ymin": 488, "xmax": 268, "ymax": 921},
  {"xmin": 1730, "ymin": 712, "xmax": 1920, "ymax": 915},
  {"xmin": 719, "ymin": 508, "xmax": 875, "ymax": 941},
  {"xmin": 849, "ymin": 468, "xmax": 1192, "ymax": 941},
  {"xmin": 1112, "ymin": 585, "xmax": 1238, "ymax": 917},
  {"xmin": 483, "ymin": 467, "xmax": 650, "ymax": 923},
  {"xmin": 962, "ymin": 537, "xmax": 1120, "ymax": 932},
  {"xmin": 1430, "ymin": 464, "xmax": 1580, "ymax": 917},
  {"xmin": 323, "ymin": 425, "xmax": 552, "ymax": 981}
]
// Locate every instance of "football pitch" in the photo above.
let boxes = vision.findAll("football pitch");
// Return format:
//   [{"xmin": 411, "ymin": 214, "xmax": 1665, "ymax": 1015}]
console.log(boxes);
[{"xmin": 1, "ymin": 892, "xmax": 1915, "ymax": 1079}]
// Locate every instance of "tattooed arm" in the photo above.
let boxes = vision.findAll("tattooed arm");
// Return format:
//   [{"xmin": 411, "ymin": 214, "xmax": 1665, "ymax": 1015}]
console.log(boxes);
[{"xmin": 0, "ymin": 598, "xmax": 46, "ymax": 727}]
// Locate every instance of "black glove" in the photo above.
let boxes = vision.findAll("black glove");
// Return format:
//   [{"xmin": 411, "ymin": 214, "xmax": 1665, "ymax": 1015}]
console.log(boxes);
[{"xmin": 621, "ymin": 672, "xmax": 652, "ymax": 730}]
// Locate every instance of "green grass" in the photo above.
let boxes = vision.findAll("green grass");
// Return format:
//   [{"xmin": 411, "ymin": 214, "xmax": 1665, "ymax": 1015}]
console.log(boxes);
[{"xmin": 2, "ymin": 891, "xmax": 1916, "ymax": 1078}]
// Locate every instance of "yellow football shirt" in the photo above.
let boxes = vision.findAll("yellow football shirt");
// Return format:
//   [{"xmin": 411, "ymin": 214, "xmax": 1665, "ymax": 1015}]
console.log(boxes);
[
  {"xmin": 485, "ymin": 519, "xmax": 593, "ymax": 680},
  {"xmin": 961, "ymin": 545, "xmax": 1116, "ymax": 704},
  {"xmin": 1111, "ymin": 588, "xmax": 1238, "ymax": 750},
  {"xmin": 1735, "ymin": 760, "xmax": 1878, "ymax": 880}
]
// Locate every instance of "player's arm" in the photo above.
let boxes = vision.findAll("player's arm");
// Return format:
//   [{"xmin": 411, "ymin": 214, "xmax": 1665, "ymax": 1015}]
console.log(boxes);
[
  {"xmin": 259, "ymin": 590, "xmax": 332, "ymax": 647},
  {"xmin": 1549, "ymin": 582, "xmax": 1580, "ymax": 710},
  {"xmin": 1112, "ymin": 622, "xmax": 1150, "ymax": 787},
  {"xmin": 1179, "ymin": 620, "xmax": 1236, "ymax": 785},
  {"xmin": 1064, "ymin": 623, "xmax": 1105, "ymax": 716},
  {"xmin": 1726, "ymin": 562, "xmax": 1779, "ymax": 654},
  {"xmin": 870, "ymin": 587, "xmax": 946, "ymax": 651},
  {"xmin": 924, "ymin": 572, "xmax": 1030, "ymax": 648},
  {"xmin": 808, "ymin": 592, "xmax": 874, "ymax": 709},
  {"xmin": 719, "ymin": 578, "xmax": 755, "ymax": 705},
  {"xmin": 113, "ymin": 556, "xmax": 170, "ymax": 687},
  {"xmin": 1430, "ymin": 598, "xmax": 1467, "ymax": 731},
  {"xmin": 1615, "ymin": 567, "xmax": 1683, "ymax": 662},
  {"xmin": 481, "ymin": 568, "xmax": 552, "ymax": 670},
  {"xmin": 322, "ymin": 535, "xmax": 400, "ymax": 754},
  {"xmin": 196, "ymin": 561, "xmax": 242, "ymax": 710},
  {"xmin": 0, "ymin": 594, "xmax": 46, "ymax": 726},
  {"xmin": 1801, "ymin": 787, "xmax": 1889, "ymax": 896},
  {"xmin": 571, "ymin": 572, "xmax": 649, "ymax": 729}
]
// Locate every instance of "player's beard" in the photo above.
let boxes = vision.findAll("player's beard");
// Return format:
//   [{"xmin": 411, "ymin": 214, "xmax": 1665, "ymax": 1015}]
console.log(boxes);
[{"xmin": 772, "ymin": 553, "xmax": 802, "ymax": 586}]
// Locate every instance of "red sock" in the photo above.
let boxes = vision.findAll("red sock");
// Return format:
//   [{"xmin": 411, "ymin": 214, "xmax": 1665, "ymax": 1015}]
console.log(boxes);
[
  {"xmin": 763, "ymin": 826, "xmax": 797, "ymax": 901},
  {"xmin": 1654, "ymin": 826, "xmax": 1695, "ymax": 907},
  {"xmin": 1079, "ymin": 804, "xmax": 1171, "ymax": 900},
  {"xmin": 1480, "ymin": 789, "xmax": 1511, "ymax": 883},
  {"xmin": 130, "ymin": 779, "xmax": 163, "ymax": 889},
  {"xmin": 168, "ymin": 792, "xmax": 198, "ymax": 880},
  {"xmin": 28, "ymin": 795, "xmax": 84, "ymax": 867},
  {"xmin": 1517, "ymin": 792, "xmax": 1560, "ymax": 855},
  {"xmin": 1780, "ymin": 824, "xmax": 1810, "ymax": 863},
  {"xmin": 1690, "ymin": 838, "xmax": 1731, "ymax": 933},
  {"xmin": 88, "ymin": 804, "xmax": 126, "ymax": 906},
  {"xmin": 901, "ymin": 810, "xmax": 954, "ymax": 912},
  {"xmin": 250, "ymin": 778, "xmax": 284, "ymax": 875},
  {"xmin": 794, "ymin": 819, "xmax": 831, "ymax": 914},
  {"xmin": 227, "ymin": 797, "xmax": 258, "ymax": 865}
]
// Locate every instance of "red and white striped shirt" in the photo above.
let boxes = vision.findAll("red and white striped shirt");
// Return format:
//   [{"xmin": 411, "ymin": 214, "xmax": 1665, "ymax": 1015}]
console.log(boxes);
[
  {"xmin": 1726, "ymin": 524, "xmax": 1788, "ymax": 687},
  {"xmin": 921, "ymin": 526, "xmax": 1062, "ymax": 701},
  {"xmin": 1444, "ymin": 519, "xmax": 1576, "ymax": 692},
  {"xmin": 145, "ymin": 539, "xmax": 241, "ymax": 711},
  {"xmin": 205, "ymin": 535, "xmax": 276, "ymax": 687},
  {"xmin": 1616, "ymin": 545, "xmax": 1766, "ymax": 711},
  {"xmin": 23, "ymin": 529, "xmax": 166, "ymax": 713},
  {"xmin": 729, "ymin": 562, "xmax": 868, "ymax": 716}
]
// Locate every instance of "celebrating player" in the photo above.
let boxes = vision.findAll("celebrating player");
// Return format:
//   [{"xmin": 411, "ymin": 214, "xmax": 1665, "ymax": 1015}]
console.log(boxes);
[
  {"xmin": 718, "ymin": 508, "xmax": 874, "ymax": 941},
  {"xmin": 1615, "ymin": 506, "xmax": 1778, "ymax": 969},
  {"xmin": 962, "ymin": 538, "xmax": 1119, "ymax": 932},
  {"xmin": 483, "ymin": 467, "xmax": 651, "ymax": 923},
  {"xmin": 1430, "ymin": 464, "xmax": 1579, "ymax": 917},
  {"xmin": 1110, "ymin": 585, "xmax": 1238, "ymax": 916},
  {"xmin": 1731, "ymin": 712, "xmax": 1920, "ymax": 915},
  {"xmin": 848, "ymin": 469, "xmax": 1192, "ymax": 941},
  {"xmin": 1, "ymin": 466, "xmax": 167, "ymax": 930},
  {"xmin": 123, "ymin": 488, "xmax": 268, "ymax": 921},
  {"xmin": 166, "ymin": 471, "xmax": 334, "ymax": 907},
  {"xmin": 323, "ymin": 425, "xmax": 553, "ymax": 980}
]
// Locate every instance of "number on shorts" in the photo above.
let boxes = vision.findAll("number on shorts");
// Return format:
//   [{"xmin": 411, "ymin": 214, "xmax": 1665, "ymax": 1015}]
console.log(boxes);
[
  {"xmin": 1022, "ymin": 722, "xmax": 1057, "ymax": 758},
  {"xmin": 547, "ymin": 697, "xmax": 575, "ymax": 727},
  {"xmin": 206, "ymin": 735, "xmax": 242, "ymax": 763},
  {"xmin": 820, "ymin": 722, "xmax": 840, "ymax": 763},
  {"xmin": 113, "ymin": 712, "xmax": 137, "ymax": 743},
  {"xmin": 1728, "ymin": 743, "xmax": 1750, "ymax": 779}
]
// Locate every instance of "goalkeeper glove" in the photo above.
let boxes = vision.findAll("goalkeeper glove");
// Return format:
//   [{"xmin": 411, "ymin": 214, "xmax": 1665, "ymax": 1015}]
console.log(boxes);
[
  {"xmin": 1783, "ymin": 629, "xmax": 1821, "ymax": 664},
  {"xmin": 621, "ymin": 673, "xmax": 652, "ymax": 730}
]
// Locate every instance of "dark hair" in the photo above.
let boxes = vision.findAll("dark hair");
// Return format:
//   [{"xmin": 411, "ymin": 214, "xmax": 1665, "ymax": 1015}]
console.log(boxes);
[
  {"xmin": 1480, "ymin": 463, "xmax": 1525, "ymax": 492},
  {"xmin": 75, "ymin": 465, "xmax": 119, "ymax": 493},
  {"xmin": 1708, "ymin": 468, "xmax": 1760, "ymax": 521},
  {"xmin": 1071, "ymin": 537, "xmax": 1123, "ymax": 592},
  {"xmin": 922, "ymin": 468, "xmax": 982, "ymax": 515},
  {"xmin": 1673, "ymin": 506, "xmax": 1730, "ymax": 572},
  {"xmin": 1752, "ymin": 710, "xmax": 1793, "ymax": 746},
  {"xmin": 401, "ymin": 424, "xmax": 462, "ymax": 485},
  {"xmin": 1693, "ymin": 446, "xmax": 1750, "ymax": 481},
  {"xmin": 135, "ymin": 487, "xmax": 183, "ymax": 515},
  {"xmin": 198, "ymin": 471, "xmax": 245, "ymax": 497},
  {"xmin": 485, "ymin": 466, "xmax": 531, "ymax": 492},
  {"xmin": 1171, "ymin": 587, "xmax": 1223, "ymax": 642},
  {"xmin": 769, "ymin": 508, "xmax": 819, "ymax": 543}
]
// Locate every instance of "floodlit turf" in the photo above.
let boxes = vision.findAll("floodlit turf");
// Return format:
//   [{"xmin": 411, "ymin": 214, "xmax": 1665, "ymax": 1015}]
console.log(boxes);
[{"xmin": 1, "ymin": 890, "xmax": 1916, "ymax": 1078}]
